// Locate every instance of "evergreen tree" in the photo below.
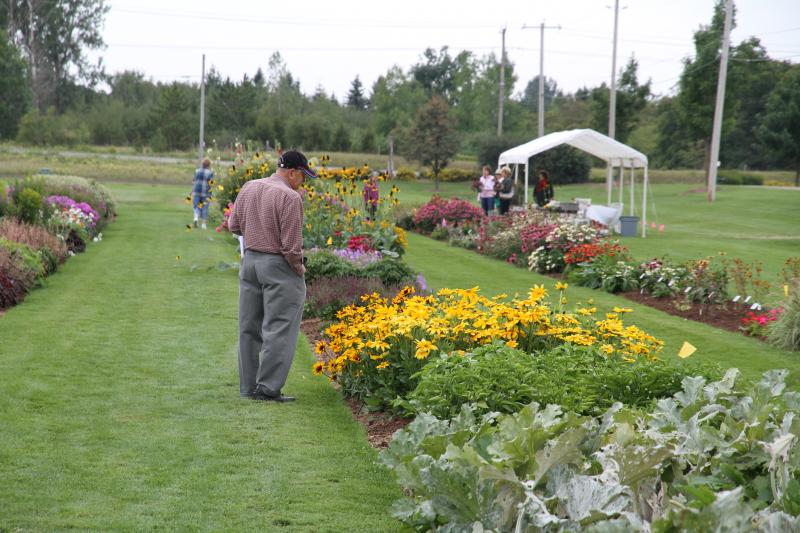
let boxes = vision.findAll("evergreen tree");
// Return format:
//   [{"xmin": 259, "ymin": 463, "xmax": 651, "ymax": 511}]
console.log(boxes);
[
  {"xmin": 346, "ymin": 75, "xmax": 368, "ymax": 109},
  {"xmin": 149, "ymin": 83, "xmax": 194, "ymax": 150}
]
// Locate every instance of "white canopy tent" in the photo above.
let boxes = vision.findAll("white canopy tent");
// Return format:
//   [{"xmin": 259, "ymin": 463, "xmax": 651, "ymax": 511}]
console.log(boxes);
[{"xmin": 497, "ymin": 128, "xmax": 651, "ymax": 237}]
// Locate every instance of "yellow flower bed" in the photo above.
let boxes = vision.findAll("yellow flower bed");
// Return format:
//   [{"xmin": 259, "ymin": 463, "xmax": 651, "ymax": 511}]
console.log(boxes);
[{"xmin": 313, "ymin": 285, "xmax": 664, "ymax": 387}]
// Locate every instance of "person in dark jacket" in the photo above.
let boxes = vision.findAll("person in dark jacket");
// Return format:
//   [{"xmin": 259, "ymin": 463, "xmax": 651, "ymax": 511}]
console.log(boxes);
[
  {"xmin": 495, "ymin": 166, "xmax": 514, "ymax": 215},
  {"xmin": 534, "ymin": 169, "xmax": 554, "ymax": 207}
]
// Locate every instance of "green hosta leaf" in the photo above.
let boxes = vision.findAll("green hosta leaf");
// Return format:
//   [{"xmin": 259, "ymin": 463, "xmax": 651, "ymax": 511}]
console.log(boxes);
[{"xmin": 782, "ymin": 479, "xmax": 800, "ymax": 516}]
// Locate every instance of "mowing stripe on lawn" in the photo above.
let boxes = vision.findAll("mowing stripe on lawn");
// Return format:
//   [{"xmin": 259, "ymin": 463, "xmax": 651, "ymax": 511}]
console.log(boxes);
[
  {"xmin": 405, "ymin": 232, "xmax": 800, "ymax": 389},
  {"xmin": 0, "ymin": 183, "xmax": 403, "ymax": 532}
]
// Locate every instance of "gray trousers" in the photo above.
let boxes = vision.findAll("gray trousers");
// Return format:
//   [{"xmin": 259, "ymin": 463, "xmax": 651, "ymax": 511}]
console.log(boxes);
[{"xmin": 238, "ymin": 251, "xmax": 306, "ymax": 396}]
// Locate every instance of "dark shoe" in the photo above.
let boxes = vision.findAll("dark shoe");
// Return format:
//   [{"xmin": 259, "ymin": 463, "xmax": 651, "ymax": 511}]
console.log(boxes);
[{"xmin": 251, "ymin": 389, "xmax": 296, "ymax": 402}]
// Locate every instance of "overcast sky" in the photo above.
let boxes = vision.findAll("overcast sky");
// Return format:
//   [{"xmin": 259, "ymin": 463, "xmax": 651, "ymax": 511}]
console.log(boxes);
[{"xmin": 90, "ymin": 0, "xmax": 800, "ymax": 100}]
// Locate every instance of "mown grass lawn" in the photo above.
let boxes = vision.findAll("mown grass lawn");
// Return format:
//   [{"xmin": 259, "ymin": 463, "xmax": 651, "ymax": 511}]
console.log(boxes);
[
  {"xmin": 405, "ymin": 232, "xmax": 800, "ymax": 389},
  {"xmin": 388, "ymin": 179, "xmax": 800, "ymax": 297},
  {"xmin": 0, "ymin": 183, "xmax": 403, "ymax": 532}
]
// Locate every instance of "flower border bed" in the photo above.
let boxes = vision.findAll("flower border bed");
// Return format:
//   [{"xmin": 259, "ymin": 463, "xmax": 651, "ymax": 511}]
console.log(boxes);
[{"xmin": 300, "ymin": 318, "xmax": 409, "ymax": 448}]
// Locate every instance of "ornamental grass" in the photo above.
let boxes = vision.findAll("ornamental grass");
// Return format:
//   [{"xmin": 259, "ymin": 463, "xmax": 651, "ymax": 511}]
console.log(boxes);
[
  {"xmin": 0, "ymin": 218, "xmax": 69, "ymax": 267},
  {"xmin": 312, "ymin": 284, "xmax": 663, "ymax": 409}
]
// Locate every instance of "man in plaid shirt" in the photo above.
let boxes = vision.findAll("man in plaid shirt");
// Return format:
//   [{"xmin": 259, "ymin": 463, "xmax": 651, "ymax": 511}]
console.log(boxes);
[{"xmin": 228, "ymin": 150, "xmax": 316, "ymax": 402}]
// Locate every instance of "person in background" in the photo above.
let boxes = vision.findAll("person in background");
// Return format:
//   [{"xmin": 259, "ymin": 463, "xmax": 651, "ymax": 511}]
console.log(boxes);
[
  {"xmin": 478, "ymin": 165, "xmax": 496, "ymax": 215},
  {"xmin": 363, "ymin": 174, "xmax": 379, "ymax": 220},
  {"xmin": 534, "ymin": 169, "xmax": 555, "ymax": 207},
  {"xmin": 227, "ymin": 150, "xmax": 316, "ymax": 403},
  {"xmin": 495, "ymin": 166, "xmax": 514, "ymax": 215},
  {"xmin": 192, "ymin": 158, "xmax": 214, "ymax": 229},
  {"xmin": 471, "ymin": 167, "xmax": 485, "ymax": 203}
]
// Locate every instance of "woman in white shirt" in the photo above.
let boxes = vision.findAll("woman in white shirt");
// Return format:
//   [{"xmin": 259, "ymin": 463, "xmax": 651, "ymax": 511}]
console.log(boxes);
[{"xmin": 478, "ymin": 165, "xmax": 496, "ymax": 215}]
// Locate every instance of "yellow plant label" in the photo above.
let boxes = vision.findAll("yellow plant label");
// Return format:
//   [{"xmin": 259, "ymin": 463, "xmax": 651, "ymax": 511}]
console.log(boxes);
[{"xmin": 678, "ymin": 341, "xmax": 696, "ymax": 359}]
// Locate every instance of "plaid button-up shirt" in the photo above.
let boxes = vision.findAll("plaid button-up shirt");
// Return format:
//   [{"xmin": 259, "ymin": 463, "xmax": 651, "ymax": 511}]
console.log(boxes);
[
  {"xmin": 228, "ymin": 174, "xmax": 305, "ymax": 276},
  {"xmin": 192, "ymin": 168, "xmax": 214, "ymax": 201}
]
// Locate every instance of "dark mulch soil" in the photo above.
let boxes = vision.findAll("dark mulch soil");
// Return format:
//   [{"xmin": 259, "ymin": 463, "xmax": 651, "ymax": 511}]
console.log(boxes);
[
  {"xmin": 345, "ymin": 398, "xmax": 411, "ymax": 449},
  {"xmin": 300, "ymin": 317, "xmax": 325, "ymax": 345},
  {"xmin": 619, "ymin": 291, "xmax": 756, "ymax": 336},
  {"xmin": 542, "ymin": 272, "xmax": 762, "ymax": 340},
  {"xmin": 301, "ymin": 318, "xmax": 410, "ymax": 448}
]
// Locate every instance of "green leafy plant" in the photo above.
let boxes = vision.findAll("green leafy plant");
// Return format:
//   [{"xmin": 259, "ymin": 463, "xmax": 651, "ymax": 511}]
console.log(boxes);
[
  {"xmin": 361, "ymin": 257, "xmax": 416, "ymax": 285},
  {"xmin": 13, "ymin": 187, "xmax": 43, "ymax": 224},
  {"xmin": 683, "ymin": 255, "xmax": 729, "ymax": 304},
  {"xmin": 381, "ymin": 369, "xmax": 800, "ymax": 532},
  {"xmin": 0, "ymin": 238, "xmax": 45, "ymax": 282},
  {"xmin": 398, "ymin": 342, "xmax": 719, "ymax": 419},
  {"xmin": 572, "ymin": 244, "xmax": 640, "ymax": 293},
  {"xmin": 304, "ymin": 250, "xmax": 357, "ymax": 282}
]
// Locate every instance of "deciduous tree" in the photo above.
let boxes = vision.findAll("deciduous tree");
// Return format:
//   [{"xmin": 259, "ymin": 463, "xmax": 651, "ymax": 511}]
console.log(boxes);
[
  {"xmin": 404, "ymin": 95, "xmax": 459, "ymax": 191},
  {"xmin": 2, "ymin": 0, "xmax": 108, "ymax": 111},
  {"xmin": 0, "ymin": 29, "xmax": 29, "ymax": 139},
  {"xmin": 758, "ymin": 66, "xmax": 800, "ymax": 185},
  {"xmin": 590, "ymin": 58, "xmax": 651, "ymax": 143}
]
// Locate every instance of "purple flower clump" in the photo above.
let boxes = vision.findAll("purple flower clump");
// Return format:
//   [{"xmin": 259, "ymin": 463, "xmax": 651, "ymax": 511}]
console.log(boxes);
[
  {"xmin": 46, "ymin": 195, "xmax": 100, "ymax": 227},
  {"xmin": 333, "ymin": 248, "xmax": 383, "ymax": 267}
]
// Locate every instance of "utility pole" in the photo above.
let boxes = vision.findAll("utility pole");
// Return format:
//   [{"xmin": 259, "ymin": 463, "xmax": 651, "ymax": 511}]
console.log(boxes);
[
  {"xmin": 387, "ymin": 135, "xmax": 395, "ymax": 177},
  {"xmin": 707, "ymin": 0, "xmax": 733, "ymax": 203},
  {"xmin": 607, "ymin": 0, "xmax": 622, "ymax": 205},
  {"xmin": 608, "ymin": 0, "xmax": 620, "ymax": 140},
  {"xmin": 198, "ymin": 53, "xmax": 206, "ymax": 166},
  {"xmin": 497, "ymin": 27, "xmax": 506, "ymax": 136},
  {"xmin": 523, "ymin": 21, "xmax": 560, "ymax": 137}
]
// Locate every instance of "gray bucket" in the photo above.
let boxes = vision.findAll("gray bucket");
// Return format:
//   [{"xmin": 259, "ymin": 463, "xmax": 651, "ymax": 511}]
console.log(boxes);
[{"xmin": 618, "ymin": 216, "xmax": 640, "ymax": 237}]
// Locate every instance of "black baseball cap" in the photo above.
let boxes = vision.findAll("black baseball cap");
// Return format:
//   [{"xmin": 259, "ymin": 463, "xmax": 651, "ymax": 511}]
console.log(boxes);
[{"xmin": 277, "ymin": 150, "xmax": 317, "ymax": 178}]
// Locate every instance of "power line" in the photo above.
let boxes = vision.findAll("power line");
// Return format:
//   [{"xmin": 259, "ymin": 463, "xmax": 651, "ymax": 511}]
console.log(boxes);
[{"xmin": 112, "ymin": 6, "xmax": 497, "ymax": 29}]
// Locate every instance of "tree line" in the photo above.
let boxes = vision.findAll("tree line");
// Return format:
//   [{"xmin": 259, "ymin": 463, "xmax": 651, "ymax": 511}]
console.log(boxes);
[{"xmin": 1, "ymin": 1, "xmax": 798, "ymax": 180}]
